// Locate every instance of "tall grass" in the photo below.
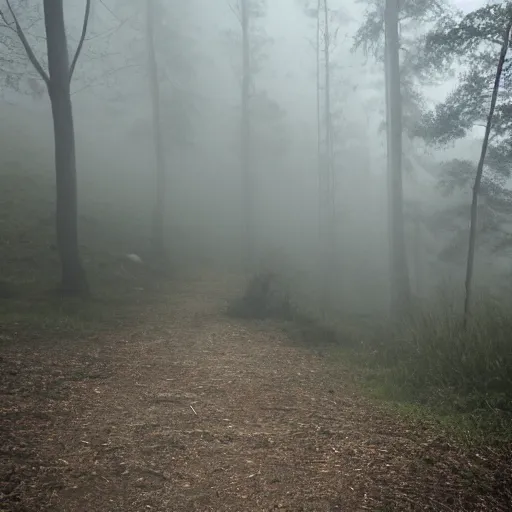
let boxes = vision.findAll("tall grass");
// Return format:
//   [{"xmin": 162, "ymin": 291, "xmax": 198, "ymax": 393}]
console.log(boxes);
[
  {"xmin": 340, "ymin": 292, "xmax": 512, "ymax": 439},
  {"xmin": 238, "ymin": 268, "xmax": 512, "ymax": 435}
]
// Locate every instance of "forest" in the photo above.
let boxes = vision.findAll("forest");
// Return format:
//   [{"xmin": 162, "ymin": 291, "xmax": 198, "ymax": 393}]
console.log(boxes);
[{"xmin": 0, "ymin": 0, "xmax": 511, "ymax": 510}]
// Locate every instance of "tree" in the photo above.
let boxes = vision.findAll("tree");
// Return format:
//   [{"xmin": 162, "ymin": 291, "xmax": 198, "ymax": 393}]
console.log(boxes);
[
  {"xmin": 416, "ymin": 2, "xmax": 512, "ymax": 322},
  {"xmin": 384, "ymin": 0, "xmax": 411, "ymax": 316},
  {"xmin": 318, "ymin": 0, "xmax": 337, "ymax": 312},
  {"xmin": 463, "ymin": 21, "xmax": 511, "ymax": 325},
  {"xmin": 353, "ymin": 0, "xmax": 449, "ymax": 316},
  {"xmin": 89, "ymin": 0, "xmax": 198, "ymax": 261},
  {"xmin": 146, "ymin": 0, "xmax": 167, "ymax": 260},
  {"xmin": 228, "ymin": 0, "xmax": 268, "ymax": 268},
  {"xmin": 315, "ymin": 0, "xmax": 322, "ymax": 228},
  {"xmin": 298, "ymin": 0, "xmax": 346, "ymax": 312},
  {"xmin": 0, "ymin": 0, "xmax": 91, "ymax": 294},
  {"xmin": 241, "ymin": 0, "xmax": 253, "ymax": 267}
]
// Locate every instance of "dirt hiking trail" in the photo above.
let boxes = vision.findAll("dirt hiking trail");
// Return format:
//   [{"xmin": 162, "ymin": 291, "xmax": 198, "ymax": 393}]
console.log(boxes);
[{"xmin": 1, "ymin": 276, "xmax": 511, "ymax": 511}]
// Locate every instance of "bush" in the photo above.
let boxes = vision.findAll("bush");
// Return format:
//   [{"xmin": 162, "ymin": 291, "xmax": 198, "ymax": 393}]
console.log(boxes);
[{"xmin": 227, "ymin": 271, "xmax": 294, "ymax": 320}]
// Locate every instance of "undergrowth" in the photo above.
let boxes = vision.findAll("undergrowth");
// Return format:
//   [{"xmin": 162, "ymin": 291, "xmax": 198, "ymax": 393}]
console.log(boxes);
[
  {"xmin": 227, "ymin": 271, "xmax": 294, "ymax": 320},
  {"xmin": 337, "ymin": 298, "xmax": 512, "ymax": 440},
  {"xmin": 367, "ymin": 298, "xmax": 512, "ymax": 439},
  {"xmin": 231, "ymin": 272, "xmax": 512, "ymax": 440},
  {"xmin": 0, "ymin": 161, "xmax": 172, "ymax": 342}
]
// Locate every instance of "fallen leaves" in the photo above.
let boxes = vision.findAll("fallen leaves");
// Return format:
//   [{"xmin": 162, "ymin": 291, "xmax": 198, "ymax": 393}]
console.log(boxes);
[{"xmin": 1, "ymin": 277, "xmax": 511, "ymax": 511}]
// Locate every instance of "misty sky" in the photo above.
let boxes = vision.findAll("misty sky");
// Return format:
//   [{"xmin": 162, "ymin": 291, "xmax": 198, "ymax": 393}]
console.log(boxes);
[{"xmin": 229, "ymin": 0, "xmax": 488, "ymax": 115}]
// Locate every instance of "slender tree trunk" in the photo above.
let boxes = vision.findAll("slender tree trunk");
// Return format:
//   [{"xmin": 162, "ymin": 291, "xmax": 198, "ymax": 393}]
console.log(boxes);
[
  {"xmin": 316, "ymin": 0, "xmax": 326, "ymax": 311},
  {"xmin": 323, "ymin": 0, "xmax": 334, "ymax": 222},
  {"xmin": 147, "ymin": 0, "xmax": 167, "ymax": 260},
  {"xmin": 316, "ymin": 0, "xmax": 321, "ymax": 233},
  {"xmin": 464, "ymin": 19, "xmax": 512, "ymax": 327},
  {"xmin": 384, "ymin": 0, "xmax": 410, "ymax": 318},
  {"xmin": 323, "ymin": 0, "xmax": 334, "ymax": 188},
  {"xmin": 321, "ymin": 0, "xmax": 335, "ymax": 311},
  {"xmin": 241, "ymin": 0, "xmax": 253, "ymax": 268},
  {"xmin": 44, "ymin": 0, "xmax": 88, "ymax": 295},
  {"xmin": 413, "ymin": 208, "xmax": 421, "ymax": 296}
]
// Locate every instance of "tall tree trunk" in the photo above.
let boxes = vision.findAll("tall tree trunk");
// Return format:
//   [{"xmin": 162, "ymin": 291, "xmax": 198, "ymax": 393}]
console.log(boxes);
[
  {"xmin": 319, "ymin": 0, "xmax": 335, "ymax": 312},
  {"xmin": 464, "ymin": 19, "xmax": 512, "ymax": 327},
  {"xmin": 413, "ymin": 206, "xmax": 421, "ymax": 296},
  {"xmin": 316, "ymin": 0, "xmax": 321, "ymax": 234},
  {"xmin": 241, "ymin": 0, "xmax": 253, "ymax": 268},
  {"xmin": 323, "ymin": 0, "xmax": 334, "ymax": 188},
  {"xmin": 147, "ymin": 0, "xmax": 167, "ymax": 260},
  {"xmin": 316, "ymin": 0, "xmax": 324, "ymax": 308},
  {"xmin": 384, "ymin": 0, "xmax": 410, "ymax": 318},
  {"xmin": 44, "ymin": 0, "xmax": 88, "ymax": 295}
]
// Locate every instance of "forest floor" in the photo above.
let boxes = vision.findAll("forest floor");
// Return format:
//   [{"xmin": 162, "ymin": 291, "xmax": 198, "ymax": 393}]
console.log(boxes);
[{"xmin": 1, "ymin": 274, "xmax": 511, "ymax": 512}]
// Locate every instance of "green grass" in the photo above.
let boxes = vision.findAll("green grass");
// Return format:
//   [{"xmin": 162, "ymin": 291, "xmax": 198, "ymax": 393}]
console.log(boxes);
[
  {"xmin": 311, "ymin": 298, "xmax": 512, "ymax": 443},
  {"xmin": 246, "ymin": 274, "xmax": 512, "ymax": 442}
]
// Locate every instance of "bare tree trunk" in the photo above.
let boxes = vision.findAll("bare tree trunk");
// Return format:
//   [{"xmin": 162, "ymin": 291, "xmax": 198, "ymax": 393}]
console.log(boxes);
[
  {"xmin": 316, "ymin": 0, "xmax": 321, "ymax": 232},
  {"xmin": 5, "ymin": 0, "xmax": 90, "ymax": 294},
  {"xmin": 147, "ymin": 0, "xmax": 167, "ymax": 260},
  {"xmin": 464, "ymin": 19, "xmax": 512, "ymax": 327},
  {"xmin": 241, "ymin": 0, "xmax": 253, "ymax": 268},
  {"xmin": 315, "ymin": 0, "xmax": 325, "ymax": 310},
  {"xmin": 323, "ymin": 0, "xmax": 334, "ymax": 229},
  {"xmin": 316, "ymin": 0, "xmax": 336, "ymax": 314},
  {"xmin": 44, "ymin": 0, "xmax": 88, "ymax": 295},
  {"xmin": 384, "ymin": 0, "xmax": 410, "ymax": 318},
  {"xmin": 413, "ymin": 207, "xmax": 421, "ymax": 296},
  {"xmin": 323, "ymin": 1, "xmax": 334, "ymax": 184}
]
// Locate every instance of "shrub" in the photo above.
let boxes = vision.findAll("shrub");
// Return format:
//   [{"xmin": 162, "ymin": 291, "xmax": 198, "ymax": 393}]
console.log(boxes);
[{"xmin": 227, "ymin": 270, "xmax": 294, "ymax": 320}]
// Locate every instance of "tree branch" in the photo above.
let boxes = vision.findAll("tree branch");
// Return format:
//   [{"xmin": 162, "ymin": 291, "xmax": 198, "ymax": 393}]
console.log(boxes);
[
  {"xmin": 69, "ymin": 0, "xmax": 91, "ymax": 82},
  {"xmin": 228, "ymin": 0, "xmax": 242, "ymax": 25},
  {"xmin": 71, "ymin": 63, "xmax": 140, "ymax": 95},
  {"xmin": 0, "ymin": 9, "xmax": 16, "ymax": 31},
  {"xmin": 98, "ymin": 0, "xmax": 122, "ymax": 22},
  {"xmin": 4, "ymin": 0, "xmax": 49, "ymax": 85}
]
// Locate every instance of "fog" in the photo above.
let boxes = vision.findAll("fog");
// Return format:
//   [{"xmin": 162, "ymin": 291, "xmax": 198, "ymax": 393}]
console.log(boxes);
[
  {"xmin": 3, "ymin": 2, "xmax": 512, "ymax": 509},
  {"xmin": 0, "ymin": 0, "xmax": 507, "ymax": 319}
]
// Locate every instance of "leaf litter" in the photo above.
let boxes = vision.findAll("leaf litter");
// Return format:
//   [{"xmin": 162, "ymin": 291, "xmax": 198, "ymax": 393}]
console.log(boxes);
[{"xmin": 0, "ymin": 277, "xmax": 511, "ymax": 511}]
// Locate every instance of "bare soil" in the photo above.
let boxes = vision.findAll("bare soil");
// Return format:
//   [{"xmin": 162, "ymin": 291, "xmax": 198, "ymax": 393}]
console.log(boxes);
[{"xmin": 1, "ymin": 276, "xmax": 511, "ymax": 511}]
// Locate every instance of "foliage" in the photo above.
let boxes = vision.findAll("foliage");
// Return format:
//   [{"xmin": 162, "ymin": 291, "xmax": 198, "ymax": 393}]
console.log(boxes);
[
  {"xmin": 352, "ymin": 0, "xmax": 447, "ymax": 125},
  {"xmin": 353, "ymin": 0, "xmax": 448, "ymax": 58},
  {"xmin": 415, "ymin": 2, "xmax": 512, "ymax": 259},
  {"xmin": 417, "ymin": 2, "xmax": 512, "ymax": 151},
  {"xmin": 352, "ymin": 0, "xmax": 451, "ymax": 185}
]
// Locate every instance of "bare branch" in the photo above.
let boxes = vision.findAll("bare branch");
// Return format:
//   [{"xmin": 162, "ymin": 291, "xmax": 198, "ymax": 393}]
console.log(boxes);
[
  {"xmin": 0, "ymin": 9, "xmax": 16, "ymax": 31},
  {"xmin": 0, "ymin": 65, "xmax": 24, "ymax": 76},
  {"xmin": 85, "ymin": 12, "xmax": 134, "ymax": 43},
  {"xmin": 71, "ymin": 63, "xmax": 140, "ymax": 95},
  {"xmin": 5, "ymin": 0, "xmax": 49, "ymax": 85},
  {"xmin": 98, "ymin": 0, "xmax": 122, "ymax": 22},
  {"xmin": 69, "ymin": 0, "xmax": 91, "ymax": 82},
  {"xmin": 304, "ymin": 35, "xmax": 316, "ymax": 52},
  {"xmin": 228, "ymin": 0, "xmax": 242, "ymax": 24}
]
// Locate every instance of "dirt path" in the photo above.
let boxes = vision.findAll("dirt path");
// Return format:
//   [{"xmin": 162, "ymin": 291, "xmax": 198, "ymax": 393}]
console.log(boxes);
[{"xmin": 1, "ymin": 277, "xmax": 511, "ymax": 511}]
